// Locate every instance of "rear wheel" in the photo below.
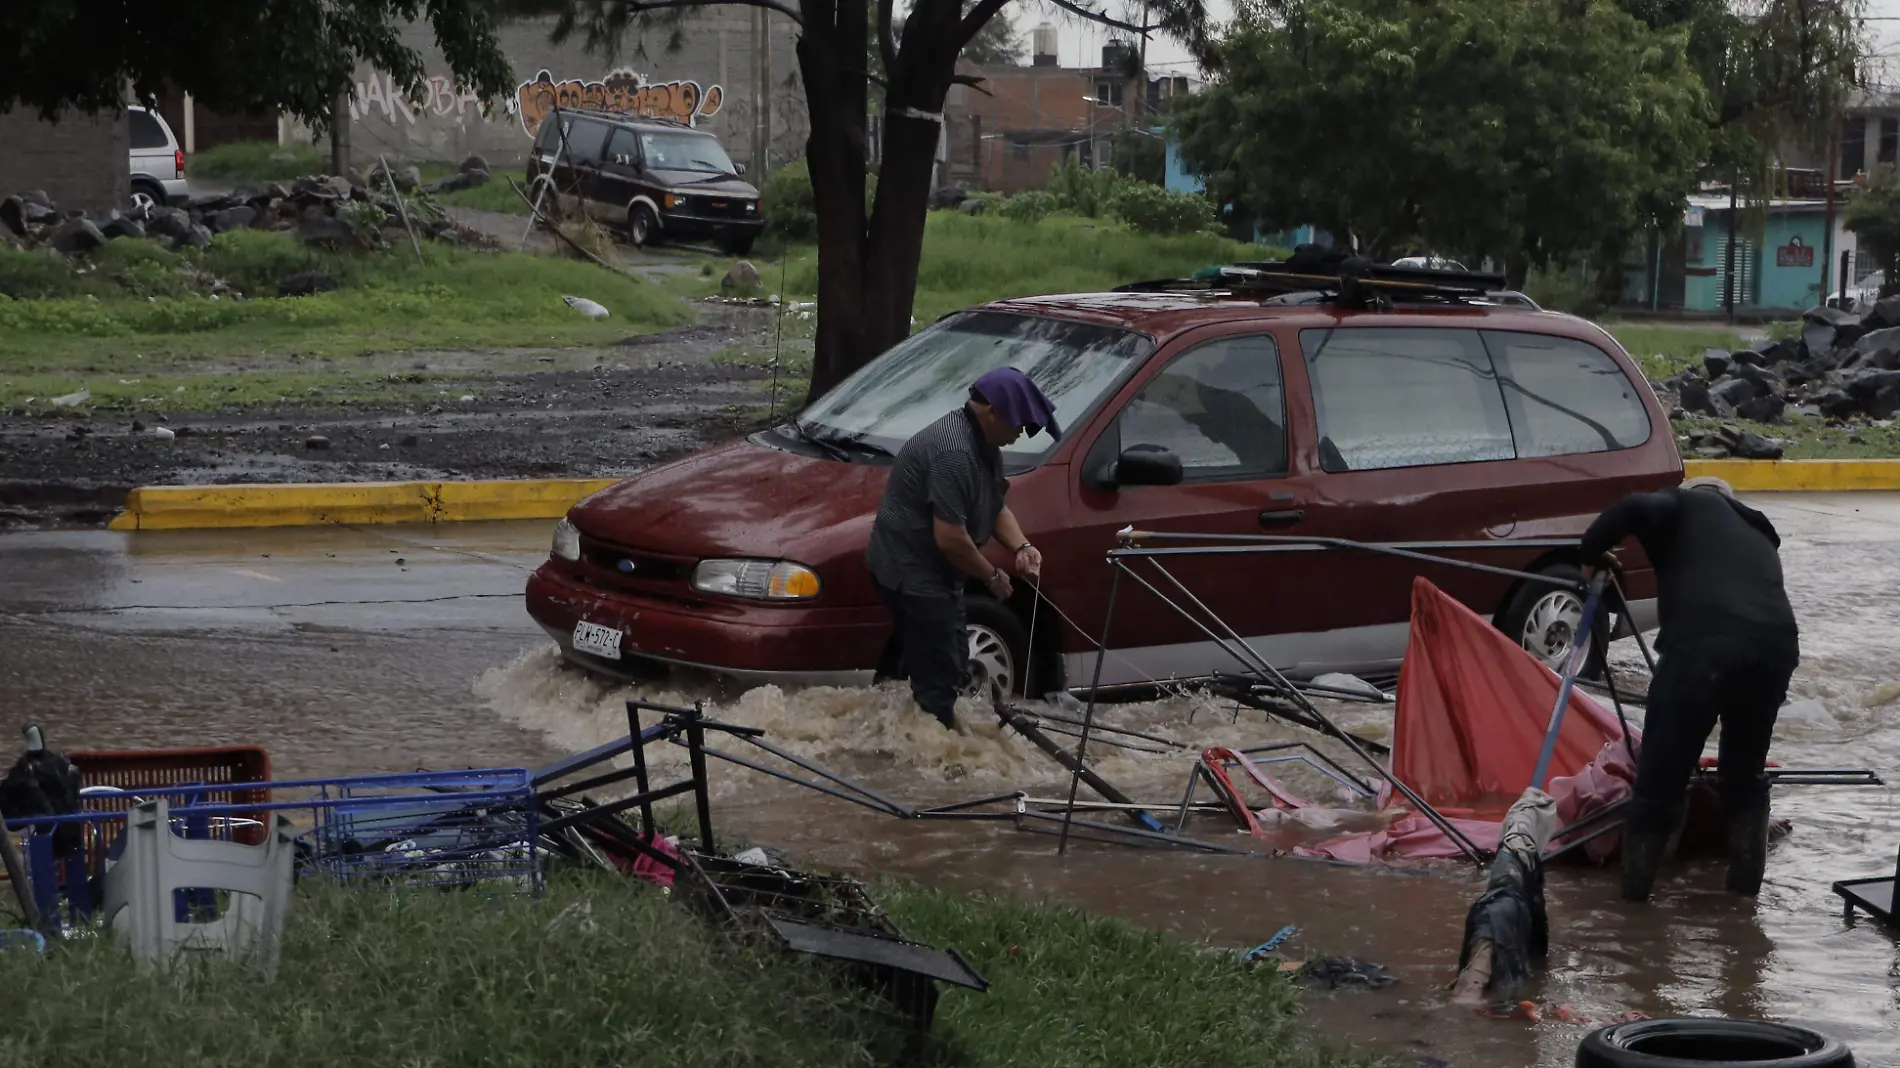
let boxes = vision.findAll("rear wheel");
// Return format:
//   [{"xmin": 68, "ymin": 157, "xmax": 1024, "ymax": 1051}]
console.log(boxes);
[
  {"xmin": 1498, "ymin": 561, "xmax": 1607, "ymax": 679},
  {"xmin": 963, "ymin": 595, "xmax": 1029, "ymax": 699},
  {"xmin": 628, "ymin": 203, "xmax": 658, "ymax": 248},
  {"xmin": 130, "ymin": 180, "xmax": 165, "ymax": 215}
]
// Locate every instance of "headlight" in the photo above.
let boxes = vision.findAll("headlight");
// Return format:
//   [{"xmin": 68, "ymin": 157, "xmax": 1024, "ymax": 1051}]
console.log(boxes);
[
  {"xmin": 744, "ymin": 200, "xmax": 757, "ymax": 213},
  {"xmin": 691, "ymin": 559, "xmax": 820, "ymax": 600},
  {"xmin": 551, "ymin": 518, "xmax": 580, "ymax": 562}
]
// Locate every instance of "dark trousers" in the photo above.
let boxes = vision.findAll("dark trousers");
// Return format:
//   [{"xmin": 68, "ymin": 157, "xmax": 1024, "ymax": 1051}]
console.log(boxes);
[
  {"xmin": 1628, "ymin": 636, "xmax": 1798, "ymax": 833},
  {"xmin": 874, "ymin": 581, "xmax": 967, "ymax": 725}
]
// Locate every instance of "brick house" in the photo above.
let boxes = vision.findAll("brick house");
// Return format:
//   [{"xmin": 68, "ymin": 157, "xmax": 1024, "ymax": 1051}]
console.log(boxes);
[{"xmin": 0, "ymin": 108, "xmax": 129, "ymax": 216}]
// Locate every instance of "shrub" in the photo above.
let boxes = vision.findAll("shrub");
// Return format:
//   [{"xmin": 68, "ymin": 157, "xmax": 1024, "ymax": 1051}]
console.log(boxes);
[
  {"xmin": 1111, "ymin": 183, "xmax": 1218, "ymax": 236},
  {"xmin": 190, "ymin": 141, "xmax": 328, "ymax": 182},
  {"xmin": 1045, "ymin": 155, "xmax": 1128, "ymax": 218},
  {"xmin": 761, "ymin": 158, "xmax": 876, "ymax": 243},
  {"xmin": 999, "ymin": 191, "xmax": 1056, "ymax": 224}
]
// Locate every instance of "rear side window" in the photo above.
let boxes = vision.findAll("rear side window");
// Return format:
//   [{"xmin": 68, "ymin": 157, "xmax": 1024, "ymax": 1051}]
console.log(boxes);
[
  {"xmin": 1119, "ymin": 335, "xmax": 1286, "ymax": 480},
  {"xmin": 560, "ymin": 119, "xmax": 610, "ymax": 163},
  {"xmin": 129, "ymin": 110, "xmax": 169, "ymax": 150},
  {"xmin": 1302, "ymin": 328, "xmax": 1513, "ymax": 472},
  {"xmin": 1483, "ymin": 332, "xmax": 1651, "ymax": 457},
  {"xmin": 605, "ymin": 127, "xmax": 639, "ymax": 166}
]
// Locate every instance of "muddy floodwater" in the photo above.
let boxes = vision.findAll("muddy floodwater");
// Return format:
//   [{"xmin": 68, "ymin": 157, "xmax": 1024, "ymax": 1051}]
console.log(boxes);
[{"xmin": 2, "ymin": 493, "xmax": 1897, "ymax": 1066}]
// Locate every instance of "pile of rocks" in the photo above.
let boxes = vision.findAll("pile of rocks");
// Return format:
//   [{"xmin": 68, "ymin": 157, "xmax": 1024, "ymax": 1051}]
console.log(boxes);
[
  {"xmin": 1653, "ymin": 300, "xmax": 1900, "ymax": 457},
  {"xmin": 0, "ymin": 154, "xmax": 494, "ymax": 257}
]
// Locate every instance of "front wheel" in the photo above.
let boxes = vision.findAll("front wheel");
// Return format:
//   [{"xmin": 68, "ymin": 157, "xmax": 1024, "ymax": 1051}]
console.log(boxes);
[
  {"xmin": 963, "ymin": 595, "xmax": 1029, "ymax": 699},
  {"xmin": 628, "ymin": 203, "xmax": 658, "ymax": 248},
  {"xmin": 1497, "ymin": 561, "xmax": 1608, "ymax": 679}
]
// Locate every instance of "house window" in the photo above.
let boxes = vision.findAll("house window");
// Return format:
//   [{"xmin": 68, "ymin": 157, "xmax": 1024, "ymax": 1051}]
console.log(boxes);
[
  {"xmin": 1093, "ymin": 81, "xmax": 1123, "ymax": 108},
  {"xmin": 1843, "ymin": 120, "xmax": 1867, "ymax": 177},
  {"xmin": 1879, "ymin": 117, "xmax": 1897, "ymax": 166}
]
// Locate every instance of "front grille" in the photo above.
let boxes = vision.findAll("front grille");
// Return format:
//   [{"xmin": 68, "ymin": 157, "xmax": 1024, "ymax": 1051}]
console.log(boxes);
[
  {"xmin": 576, "ymin": 533, "xmax": 695, "ymax": 596},
  {"xmin": 688, "ymin": 195, "xmax": 753, "ymax": 219}
]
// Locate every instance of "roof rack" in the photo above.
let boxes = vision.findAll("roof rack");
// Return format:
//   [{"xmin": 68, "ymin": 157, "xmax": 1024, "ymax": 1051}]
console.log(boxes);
[
  {"xmin": 550, "ymin": 107, "xmax": 698, "ymax": 131},
  {"xmin": 1115, "ymin": 257, "xmax": 1509, "ymax": 308}
]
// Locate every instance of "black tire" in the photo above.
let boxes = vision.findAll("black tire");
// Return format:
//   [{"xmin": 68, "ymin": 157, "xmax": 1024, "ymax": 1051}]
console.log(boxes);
[
  {"xmin": 629, "ymin": 203, "xmax": 658, "ymax": 248},
  {"xmin": 963, "ymin": 594, "xmax": 1030, "ymax": 699},
  {"xmin": 130, "ymin": 180, "xmax": 165, "ymax": 214},
  {"xmin": 1576, "ymin": 1018, "xmax": 1853, "ymax": 1068},
  {"xmin": 721, "ymin": 232, "xmax": 756, "ymax": 256},
  {"xmin": 1497, "ymin": 561, "xmax": 1608, "ymax": 680}
]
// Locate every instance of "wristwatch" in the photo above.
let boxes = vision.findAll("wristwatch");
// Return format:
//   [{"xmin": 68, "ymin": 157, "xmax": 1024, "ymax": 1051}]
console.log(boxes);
[{"xmin": 1013, "ymin": 541, "xmax": 1033, "ymax": 554}]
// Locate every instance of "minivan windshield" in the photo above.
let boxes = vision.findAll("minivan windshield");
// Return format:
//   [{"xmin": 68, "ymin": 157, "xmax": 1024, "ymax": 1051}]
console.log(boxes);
[
  {"xmin": 799, "ymin": 311, "xmax": 1153, "ymax": 466},
  {"xmin": 640, "ymin": 131, "xmax": 737, "ymax": 174}
]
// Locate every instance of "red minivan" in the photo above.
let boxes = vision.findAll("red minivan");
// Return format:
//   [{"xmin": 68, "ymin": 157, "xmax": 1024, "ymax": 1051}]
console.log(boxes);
[{"xmin": 526, "ymin": 282, "xmax": 1679, "ymax": 695}]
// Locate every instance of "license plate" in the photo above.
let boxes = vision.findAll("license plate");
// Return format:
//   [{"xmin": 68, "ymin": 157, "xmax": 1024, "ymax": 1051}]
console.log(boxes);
[{"xmin": 572, "ymin": 620, "xmax": 622, "ymax": 659}]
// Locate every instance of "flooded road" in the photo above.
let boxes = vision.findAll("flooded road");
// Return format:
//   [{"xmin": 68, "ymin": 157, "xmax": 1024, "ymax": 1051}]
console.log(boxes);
[{"xmin": 3, "ymin": 493, "xmax": 1897, "ymax": 1066}]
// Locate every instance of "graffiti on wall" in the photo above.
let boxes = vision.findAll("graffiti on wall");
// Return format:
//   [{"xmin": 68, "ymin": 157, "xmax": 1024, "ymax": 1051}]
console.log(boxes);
[
  {"xmin": 514, "ymin": 69, "xmax": 724, "ymax": 138},
  {"xmin": 349, "ymin": 71, "xmax": 486, "ymax": 125}
]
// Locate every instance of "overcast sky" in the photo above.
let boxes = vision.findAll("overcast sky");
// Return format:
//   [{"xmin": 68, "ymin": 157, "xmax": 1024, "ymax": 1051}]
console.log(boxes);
[{"xmin": 1001, "ymin": 0, "xmax": 1900, "ymax": 88}]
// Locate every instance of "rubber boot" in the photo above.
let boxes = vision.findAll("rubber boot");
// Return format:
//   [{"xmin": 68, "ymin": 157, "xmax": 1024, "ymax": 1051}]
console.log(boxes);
[
  {"xmin": 1620, "ymin": 827, "xmax": 1670, "ymax": 903},
  {"xmin": 1725, "ymin": 798, "xmax": 1772, "ymax": 896}
]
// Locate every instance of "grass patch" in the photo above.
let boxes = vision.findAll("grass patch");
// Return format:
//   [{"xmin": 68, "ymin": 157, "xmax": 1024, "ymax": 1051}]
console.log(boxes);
[
  {"xmin": 189, "ymin": 141, "xmax": 327, "ymax": 183},
  {"xmin": 416, "ymin": 162, "xmax": 534, "ymax": 216},
  {"xmin": 0, "ymin": 873, "xmax": 1374, "ymax": 1068},
  {"xmin": 708, "ymin": 212, "xmax": 1260, "ymax": 325},
  {"xmin": 0, "ymin": 231, "xmax": 692, "ymax": 411},
  {"xmin": 1603, "ymin": 324, "xmax": 1746, "ymax": 381}
]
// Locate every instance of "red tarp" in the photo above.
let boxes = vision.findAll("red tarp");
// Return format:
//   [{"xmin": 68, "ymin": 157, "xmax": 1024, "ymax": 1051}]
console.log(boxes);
[
  {"xmin": 1301, "ymin": 577, "xmax": 1639, "ymax": 864},
  {"xmin": 1387, "ymin": 576, "xmax": 1627, "ymax": 818}
]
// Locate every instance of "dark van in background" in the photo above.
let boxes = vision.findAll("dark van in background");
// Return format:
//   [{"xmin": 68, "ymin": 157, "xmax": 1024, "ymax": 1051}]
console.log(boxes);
[{"xmin": 526, "ymin": 108, "xmax": 763, "ymax": 255}]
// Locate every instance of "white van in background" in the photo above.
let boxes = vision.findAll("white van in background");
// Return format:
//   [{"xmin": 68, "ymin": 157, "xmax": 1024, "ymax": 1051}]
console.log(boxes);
[{"xmin": 128, "ymin": 106, "xmax": 187, "ymax": 211}]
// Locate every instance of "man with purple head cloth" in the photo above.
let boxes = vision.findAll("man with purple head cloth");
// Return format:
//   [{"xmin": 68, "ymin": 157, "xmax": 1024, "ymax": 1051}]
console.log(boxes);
[{"xmin": 864, "ymin": 367, "xmax": 1058, "ymax": 728}]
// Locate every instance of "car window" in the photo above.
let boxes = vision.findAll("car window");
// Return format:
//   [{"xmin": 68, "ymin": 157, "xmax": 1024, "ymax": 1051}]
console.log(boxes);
[
  {"xmin": 1119, "ymin": 335, "xmax": 1286, "ymax": 480},
  {"xmin": 560, "ymin": 120, "xmax": 610, "ymax": 164},
  {"xmin": 1483, "ymin": 331, "xmax": 1651, "ymax": 457},
  {"xmin": 1302, "ymin": 327, "xmax": 1514, "ymax": 472},
  {"xmin": 604, "ymin": 127, "xmax": 640, "ymax": 166},
  {"xmin": 128, "ymin": 110, "xmax": 169, "ymax": 150},
  {"xmin": 638, "ymin": 131, "xmax": 736, "ymax": 174},
  {"xmin": 800, "ymin": 311, "xmax": 1153, "ymax": 468}
]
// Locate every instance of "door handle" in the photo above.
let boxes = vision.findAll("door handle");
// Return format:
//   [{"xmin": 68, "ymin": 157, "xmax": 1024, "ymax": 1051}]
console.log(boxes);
[{"xmin": 1258, "ymin": 508, "xmax": 1304, "ymax": 526}]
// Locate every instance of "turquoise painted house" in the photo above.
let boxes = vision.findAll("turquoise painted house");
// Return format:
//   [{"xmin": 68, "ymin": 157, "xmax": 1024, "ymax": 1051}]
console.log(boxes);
[
  {"xmin": 1622, "ymin": 195, "xmax": 1855, "ymax": 316},
  {"xmin": 1162, "ymin": 138, "xmax": 1332, "ymax": 249}
]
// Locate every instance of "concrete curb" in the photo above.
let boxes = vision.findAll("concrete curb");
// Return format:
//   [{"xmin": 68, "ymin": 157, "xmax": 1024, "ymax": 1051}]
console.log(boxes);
[
  {"xmin": 1681, "ymin": 459, "xmax": 1900, "ymax": 492},
  {"xmin": 99, "ymin": 461, "xmax": 1900, "ymax": 531},
  {"xmin": 105, "ymin": 478, "xmax": 619, "ymax": 531}
]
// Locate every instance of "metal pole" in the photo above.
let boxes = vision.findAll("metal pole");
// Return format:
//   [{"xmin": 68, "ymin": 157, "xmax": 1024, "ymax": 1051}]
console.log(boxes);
[
  {"xmin": 685, "ymin": 700, "xmax": 716, "ymax": 853},
  {"xmin": 628, "ymin": 705, "xmax": 654, "ymax": 838},
  {"xmin": 1530, "ymin": 576, "xmax": 1605, "ymax": 790},
  {"xmin": 1726, "ymin": 174, "xmax": 1738, "ymax": 322},
  {"xmin": 379, "ymin": 153, "xmax": 425, "ymax": 263},
  {"xmin": 1135, "ymin": 559, "xmax": 1489, "ymax": 864},
  {"xmin": 1608, "ymin": 573, "xmax": 1658, "ymax": 675},
  {"xmin": 1824, "ymin": 115, "xmax": 1839, "ymax": 300},
  {"xmin": 1059, "ymin": 567, "xmax": 1122, "ymax": 854}
]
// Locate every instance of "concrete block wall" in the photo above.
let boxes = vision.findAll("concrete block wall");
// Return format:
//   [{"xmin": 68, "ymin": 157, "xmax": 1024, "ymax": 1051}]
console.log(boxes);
[
  {"xmin": 289, "ymin": 13, "xmax": 808, "ymax": 173},
  {"xmin": 0, "ymin": 108, "xmax": 130, "ymax": 215}
]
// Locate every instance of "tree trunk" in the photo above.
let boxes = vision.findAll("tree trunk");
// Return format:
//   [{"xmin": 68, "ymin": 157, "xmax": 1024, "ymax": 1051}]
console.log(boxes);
[{"xmin": 798, "ymin": 0, "xmax": 871, "ymax": 408}]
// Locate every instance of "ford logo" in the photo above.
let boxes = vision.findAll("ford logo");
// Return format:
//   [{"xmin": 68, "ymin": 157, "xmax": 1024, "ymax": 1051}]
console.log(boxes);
[{"xmin": 616, "ymin": 558, "xmax": 636, "ymax": 574}]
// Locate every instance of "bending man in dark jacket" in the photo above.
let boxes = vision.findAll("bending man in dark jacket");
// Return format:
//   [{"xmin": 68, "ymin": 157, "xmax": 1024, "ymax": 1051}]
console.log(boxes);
[{"xmin": 1580, "ymin": 476, "xmax": 1799, "ymax": 902}]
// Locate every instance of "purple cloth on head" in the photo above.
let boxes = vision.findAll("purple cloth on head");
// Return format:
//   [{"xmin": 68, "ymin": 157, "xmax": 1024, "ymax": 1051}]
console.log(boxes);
[{"xmin": 972, "ymin": 366, "xmax": 1061, "ymax": 440}]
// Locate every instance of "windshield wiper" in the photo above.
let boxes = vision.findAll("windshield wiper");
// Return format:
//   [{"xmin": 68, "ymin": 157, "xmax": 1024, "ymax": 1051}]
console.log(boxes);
[
  {"xmin": 683, "ymin": 172, "xmax": 739, "ymax": 185},
  {"xmin": 827, "ymin": 435, "xmax": 893, "ymax": 458},
  {"xmin": 788, "ymin": 420, "xmax": 850, "ymax": 462}
]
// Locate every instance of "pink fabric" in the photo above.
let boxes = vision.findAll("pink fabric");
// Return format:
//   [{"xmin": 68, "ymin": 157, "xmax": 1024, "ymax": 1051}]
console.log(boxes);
[{"xmin": 628, "ymin": 833, "xmax": 681, "ymax": 887}]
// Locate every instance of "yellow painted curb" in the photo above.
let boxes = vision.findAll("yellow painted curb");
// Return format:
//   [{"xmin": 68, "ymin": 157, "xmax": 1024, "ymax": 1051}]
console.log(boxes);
[
  {"xmin": 107, "ymin": 478, "xmax": 621, "ymax": 531},
  {"xmin": 1682, "ymin": 459, "xmax": 1900, "ymax": 492}
]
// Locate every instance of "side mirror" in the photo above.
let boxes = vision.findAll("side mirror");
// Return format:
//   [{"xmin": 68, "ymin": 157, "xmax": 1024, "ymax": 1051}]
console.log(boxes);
[
  {"xmin": 1106, "ymin": 445, "xmax": 1183, "ymax": 488},
  {"xmin": 735, "ymin": 162, "xmax": 749, "ymax": 176}
]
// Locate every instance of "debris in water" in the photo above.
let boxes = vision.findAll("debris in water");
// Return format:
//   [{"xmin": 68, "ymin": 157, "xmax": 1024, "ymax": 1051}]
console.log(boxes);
[
  {"xmin": 152, "ymin": 426, "xmax": 175, "ymax": 440},
  {"xmin": 562, "ymin": 295, "xmax": 610, "ymax": 319},
  {"xmin": 1311, "ymin": 672, "xmax": 1385, "ymax": 699},
  {"xmin": 50, "ymin": 390, "xmax": 89, "ymax": 407},
  {"xmin": 305, "ymin": 435, "xmax": 331, "ymax": 450}
]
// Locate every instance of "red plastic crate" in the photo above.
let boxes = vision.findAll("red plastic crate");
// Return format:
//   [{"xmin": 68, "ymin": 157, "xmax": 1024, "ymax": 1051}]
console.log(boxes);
[{"xmin": 67, "ymin": 746, "xmax": 271, "ymax": 845}]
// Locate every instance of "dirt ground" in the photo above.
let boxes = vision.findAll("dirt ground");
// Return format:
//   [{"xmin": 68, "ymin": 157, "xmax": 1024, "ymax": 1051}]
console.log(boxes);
[{"xmin": 0, "ymin": 302, "xmax": 803, "ymax": 528}]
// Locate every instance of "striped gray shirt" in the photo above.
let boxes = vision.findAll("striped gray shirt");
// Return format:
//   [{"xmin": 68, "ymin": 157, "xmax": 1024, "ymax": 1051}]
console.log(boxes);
[{"xmin": 865, "ymin": 407, "xmax": 1008, "ymax": 594}]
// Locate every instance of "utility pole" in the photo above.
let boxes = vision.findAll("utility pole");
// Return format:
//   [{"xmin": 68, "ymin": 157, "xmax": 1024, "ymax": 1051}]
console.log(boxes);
[
  {"xmin": 1823, "ymin": 115, "xmax": 1840, "ymax": 302},
  {"xmin": 751, "ymin": 7, "xmax": 770, "ymax": 178},
  {"xmin": 329, "ymin": 86, "xmax": 351, "ymax": 178},
  {"xmin": 1135, "ymin": 2, "xmax": 1149, "ymax": 128},
  {"xmin": 1725, "ymin": 172, "xmax": 1738, "ymax": 323}
]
